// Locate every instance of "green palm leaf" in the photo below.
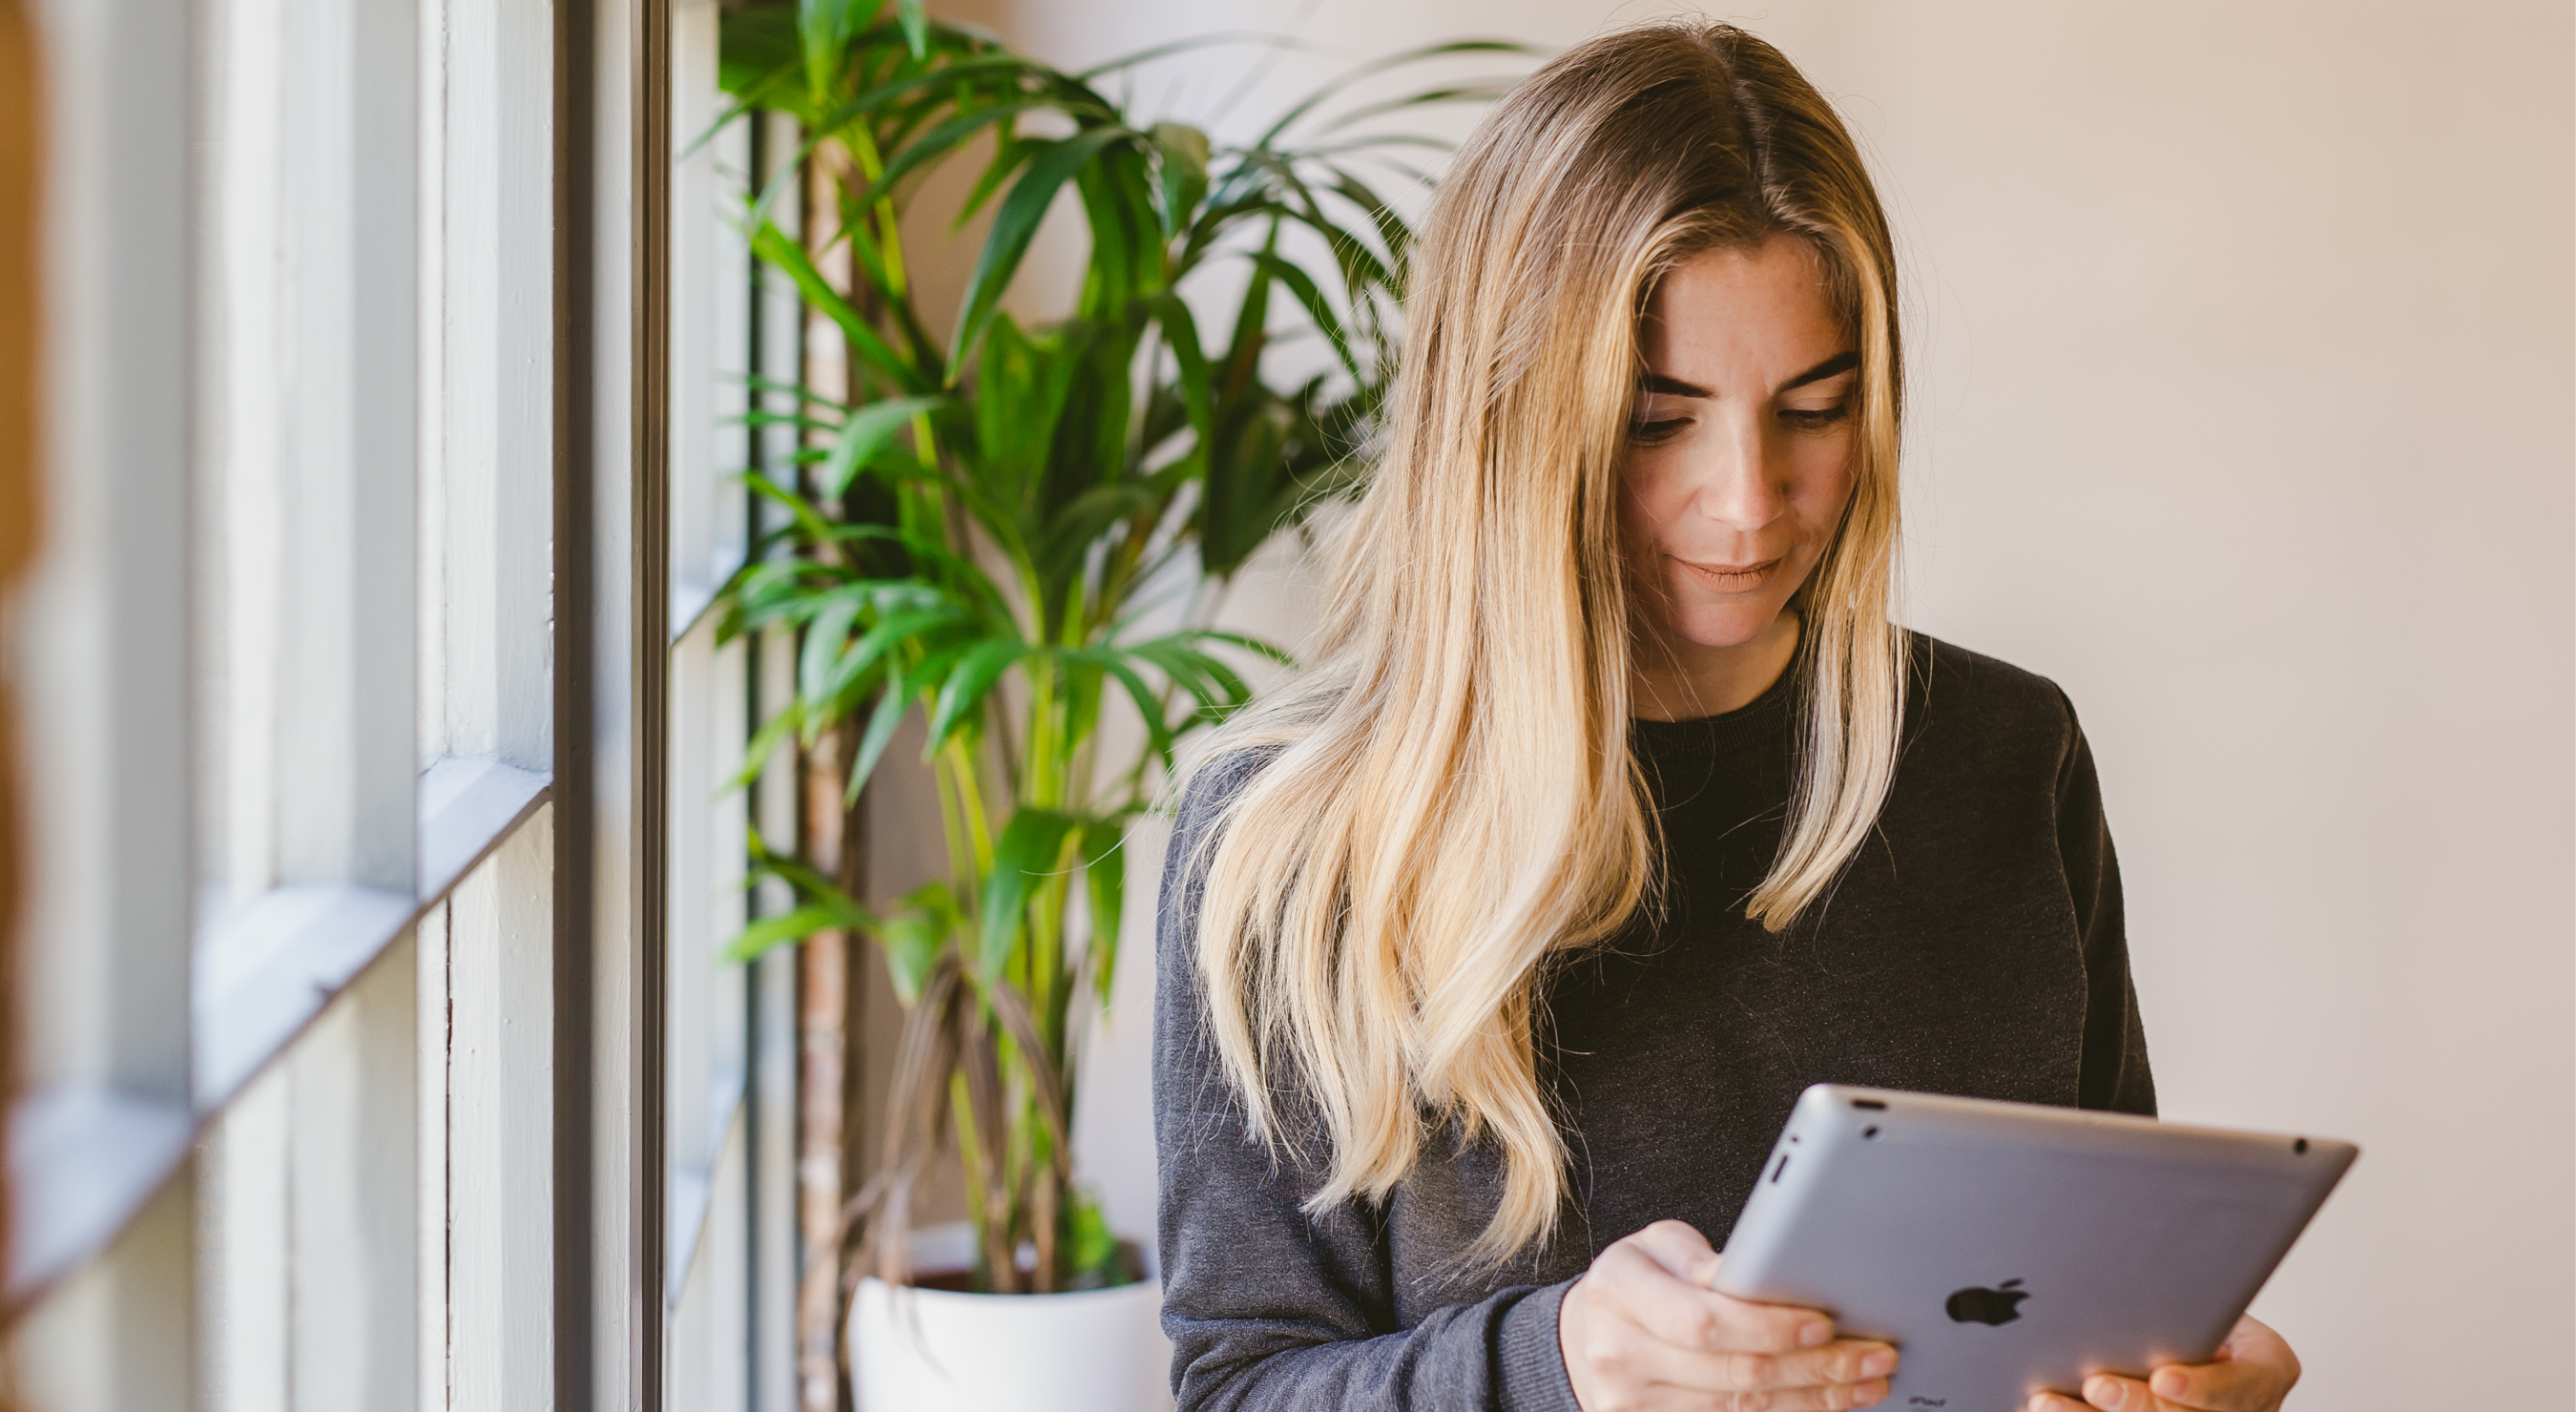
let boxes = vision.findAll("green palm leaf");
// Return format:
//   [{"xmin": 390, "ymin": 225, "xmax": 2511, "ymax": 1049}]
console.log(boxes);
[
  {"xmin": 820, "ymin": 394, "xmax": 953, "ymax": 496},
  {"xmin": 924, "ymin": 636, "xmax": 1027, "ymax": 753},
  {"xmin": 949, "ymin": 126, "xmax": 1137, "ymax": 381},
  {"xmin": 976, "ymin": 808, "xmax": 1080, "ymax": 980},
  {"xmin": 1080, "ymin": 818, "xmax": 1128, "ymax": 1006}
]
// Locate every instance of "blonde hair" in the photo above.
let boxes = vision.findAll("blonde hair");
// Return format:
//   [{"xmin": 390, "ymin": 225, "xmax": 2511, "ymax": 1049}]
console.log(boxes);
[{"xmin": 1189, "ymin": 21, "xmax": 1908, "ymax": 1263}]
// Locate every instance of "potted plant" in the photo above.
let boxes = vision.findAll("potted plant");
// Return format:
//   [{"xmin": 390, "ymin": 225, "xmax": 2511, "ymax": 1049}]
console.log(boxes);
[{"xmin": 712, "ymin": 5, "xmax": 1521, "ymax": 1407}]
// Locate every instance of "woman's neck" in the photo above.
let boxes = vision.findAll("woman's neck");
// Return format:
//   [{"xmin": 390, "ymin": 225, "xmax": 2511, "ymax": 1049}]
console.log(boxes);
[{"xmin": 1629, "ymin": 610, "xmax": 1800, "ymax": 721}]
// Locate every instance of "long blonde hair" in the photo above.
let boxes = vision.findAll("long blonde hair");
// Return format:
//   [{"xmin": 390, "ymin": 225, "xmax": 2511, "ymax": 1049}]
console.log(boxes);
[{"xmin": 1189, "ymin": 21, "xmax": 1909, "ymax": 1262}]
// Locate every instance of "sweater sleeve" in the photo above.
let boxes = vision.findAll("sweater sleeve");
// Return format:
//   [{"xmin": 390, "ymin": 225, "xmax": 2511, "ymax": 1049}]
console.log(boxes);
[
  {"xmin": 2052, "ymin": 693, "xmax": 2157, "ymax": 1117},
  {"xmin": 1153, "ymin": 753, "xmax": 1584, "ymax": 1412}
]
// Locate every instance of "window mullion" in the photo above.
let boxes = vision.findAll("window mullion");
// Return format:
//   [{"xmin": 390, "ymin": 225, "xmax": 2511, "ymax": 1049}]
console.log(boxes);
[
  {"xmin": 429, "ymin": 0, "xmax": 560, "ymax": 1405},
  {"xmin": 266, "ymin": 0, "xmax": 423, "ymax": 1407}
]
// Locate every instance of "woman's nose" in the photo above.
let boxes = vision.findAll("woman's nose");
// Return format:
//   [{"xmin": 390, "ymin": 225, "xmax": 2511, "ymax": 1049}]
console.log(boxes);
[{"xmin": 1693, "ymin": 416, "xmax": 1787, "ymax": 533}]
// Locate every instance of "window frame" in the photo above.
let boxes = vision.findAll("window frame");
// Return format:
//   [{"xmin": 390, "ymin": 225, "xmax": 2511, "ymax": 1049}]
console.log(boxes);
[{"xmin": 6, "ymin": 1, "xmax": 796, "ymax": 1408}]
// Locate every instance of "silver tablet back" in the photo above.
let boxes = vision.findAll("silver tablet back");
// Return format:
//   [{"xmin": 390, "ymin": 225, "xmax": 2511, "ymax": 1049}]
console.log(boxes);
[{"xmin": 1713, "ymin": 1086, "xmax": 2356, "ymax": 1412}]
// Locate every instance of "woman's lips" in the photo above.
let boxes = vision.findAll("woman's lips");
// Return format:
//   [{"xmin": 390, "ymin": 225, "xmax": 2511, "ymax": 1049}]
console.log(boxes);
[{"xmin": 1674, "ymin": 555, "xmax": 1782, "ymax": 593}]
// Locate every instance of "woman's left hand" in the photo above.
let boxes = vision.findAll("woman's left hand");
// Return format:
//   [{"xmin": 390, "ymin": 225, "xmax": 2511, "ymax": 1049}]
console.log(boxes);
[{"xmin": 2025, "ymin": 1315, "xmax": 2300, "ymax": 1412}]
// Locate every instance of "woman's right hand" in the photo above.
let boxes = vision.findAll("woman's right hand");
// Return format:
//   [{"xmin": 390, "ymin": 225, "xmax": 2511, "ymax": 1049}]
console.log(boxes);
[{"xmin": 1559, "ymin": 1220, "xmax": 1896, "ymax": 1412}]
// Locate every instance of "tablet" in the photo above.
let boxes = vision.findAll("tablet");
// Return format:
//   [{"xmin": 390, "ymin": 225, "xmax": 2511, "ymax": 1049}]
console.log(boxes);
[{"xmin": 1713, "ymin": 1085, "xmax": 2356, "ymax": 1412}]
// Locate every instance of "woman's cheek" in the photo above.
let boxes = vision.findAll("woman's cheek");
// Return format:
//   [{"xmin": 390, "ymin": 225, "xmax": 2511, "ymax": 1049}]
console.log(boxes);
[
  {"xmin": 1618, "ymin": 453, "xmax": 1684, "ymax": 555},
  {"xmin": 1790, "ymin": 439, "xmax": 1859, "ymax": 532}
]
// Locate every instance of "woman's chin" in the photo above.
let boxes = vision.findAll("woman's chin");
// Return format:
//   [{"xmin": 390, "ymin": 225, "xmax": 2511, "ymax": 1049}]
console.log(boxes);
[{"xmin": 1658, "ymin": 603, "xmax": 1789, "ymax": 653}]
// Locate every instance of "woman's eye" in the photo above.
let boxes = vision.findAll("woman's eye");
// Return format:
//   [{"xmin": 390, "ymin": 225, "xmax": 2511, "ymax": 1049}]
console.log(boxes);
[
  {"xmin": 1779, "ymin": 403, "xmax": 1852, "ymax": 431},
  {"xmin": 1627, "ymin": 418, "xmax": 1690, "ymax": 445}
]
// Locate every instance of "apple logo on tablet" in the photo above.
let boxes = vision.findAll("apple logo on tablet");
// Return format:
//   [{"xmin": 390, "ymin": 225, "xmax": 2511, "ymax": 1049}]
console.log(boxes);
[{"xmin": 1943, "ymin": 1278, "xmax": 2028, "ymax": 1326}]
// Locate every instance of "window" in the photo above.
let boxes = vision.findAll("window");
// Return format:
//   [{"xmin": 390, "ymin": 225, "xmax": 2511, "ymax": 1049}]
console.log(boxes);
[{"xmin": 6, "ymin": 1, "xmax": 793, "ymax": 1406}]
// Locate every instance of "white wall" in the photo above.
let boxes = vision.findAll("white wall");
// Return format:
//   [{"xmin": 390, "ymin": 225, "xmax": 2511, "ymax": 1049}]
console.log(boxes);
[{"xmin": 938, "ymin": 4, "xmax": 2573, "ymax": 1405}]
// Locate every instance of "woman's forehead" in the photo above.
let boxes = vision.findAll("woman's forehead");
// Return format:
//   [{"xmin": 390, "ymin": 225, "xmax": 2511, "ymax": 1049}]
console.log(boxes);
[{"xmin": 1641, "ymin": 239, "xmax": 1848, "ymax": 391}]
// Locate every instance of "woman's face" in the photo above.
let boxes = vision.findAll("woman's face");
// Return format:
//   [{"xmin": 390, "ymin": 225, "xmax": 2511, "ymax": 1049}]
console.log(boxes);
[{"xmin": 1622, "ymin": 234, "xmax": 1860, "ymax": 657}]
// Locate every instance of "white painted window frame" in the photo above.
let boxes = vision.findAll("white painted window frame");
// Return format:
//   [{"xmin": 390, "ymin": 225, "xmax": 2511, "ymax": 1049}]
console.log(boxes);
[{"xmin": 8, "ymin": 0, "xmax": 797, "ymax": 1408}]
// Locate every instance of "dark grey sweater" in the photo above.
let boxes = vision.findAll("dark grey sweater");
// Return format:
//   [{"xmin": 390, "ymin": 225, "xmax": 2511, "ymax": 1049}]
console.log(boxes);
[{"xmin": 1152, "ymin": 634, "xmax": 2155, "ymax": 1412}]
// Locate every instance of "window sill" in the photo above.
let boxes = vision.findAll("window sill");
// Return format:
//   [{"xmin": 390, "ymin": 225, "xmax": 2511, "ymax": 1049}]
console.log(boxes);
[
  {"xmin": 4, "ymin": 755, "xmax": 551, "ymax": 1309},
  {"xmin": 3, "ymin": 1085, "xmax": 195, "ymax": 1313}
]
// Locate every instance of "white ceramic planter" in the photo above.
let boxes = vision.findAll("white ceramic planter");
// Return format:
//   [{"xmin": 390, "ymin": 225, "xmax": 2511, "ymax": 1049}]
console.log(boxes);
[{"xmin": 846, "ymin": 1225, "xmax": 1174, "ymax": 1412}]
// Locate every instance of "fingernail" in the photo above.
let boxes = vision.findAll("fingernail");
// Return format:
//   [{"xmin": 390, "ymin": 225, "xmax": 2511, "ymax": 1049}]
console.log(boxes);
[
  {"xmin": 1855, "ymin": 1382, "xmax": 1887, "ymax": 1407},
  {"xmin": 1861, "ymin": 1350, "xmax": 1896, "ymax": 1378},
  {"xmin": 1800, "ymin": 1319, "xmax": 1833, "ymax": 1347},
  {"xmin": 2151, "ymin": 1370, "xmax": 2188, "ymax": 1400},
  {"xmin": 2086, "ymin": 1377, "xmax": 2128, "ymax": 1410}
]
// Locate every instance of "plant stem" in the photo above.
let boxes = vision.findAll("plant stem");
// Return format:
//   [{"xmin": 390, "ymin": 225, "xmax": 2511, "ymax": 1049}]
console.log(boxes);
[
  {"xmin": 931, "ymin": 728, "xmax": 973, "ymax": 892},
  {"xmin": 948, "ymin": 1067, "xmax": 996, "ymax": 1282},
  {"xmin": 942, "ymin": 736, "xmax": 995, "ymax": 875},
  {"xmin": 842, "ymin": 123, "xmax": 909, "ymax": 303}
]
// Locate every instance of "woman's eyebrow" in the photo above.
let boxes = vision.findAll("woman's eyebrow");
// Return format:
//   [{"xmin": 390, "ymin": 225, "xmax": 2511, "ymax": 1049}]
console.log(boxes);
[
  {"xmin": 1779, "ymin": 349, "xmax": 1860, "ymax": 391},
  {"xmin": 1638, "ymin": 350, "xmax": 1859, "ymax": 401}
]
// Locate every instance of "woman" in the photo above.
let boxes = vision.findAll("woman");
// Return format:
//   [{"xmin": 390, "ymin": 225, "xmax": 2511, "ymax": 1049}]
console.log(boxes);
[{"xmin": 1153, "ymin": 22, "xmax": 2303, "ymax": 1412}]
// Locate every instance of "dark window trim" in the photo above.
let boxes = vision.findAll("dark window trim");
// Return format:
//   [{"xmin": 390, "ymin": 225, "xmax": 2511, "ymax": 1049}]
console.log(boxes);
[
  {"xmin": 631, "ymin": 0, "xmax": 674, "ymax": 1402},
  {"xmin": 551, "ymin": 0, "xmax": 599, "ymax": 1403}
]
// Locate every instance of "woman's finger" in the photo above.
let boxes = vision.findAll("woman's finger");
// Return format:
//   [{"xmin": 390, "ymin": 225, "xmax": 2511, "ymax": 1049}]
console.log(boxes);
[
  {"xmin": 2076, "ymin": 1373, "xmax": 2163, "ymax": 1410},
  {"xmin": 1565, "ymin": 1294, "xmax": 1892, "ymax": 1410},
  {"xmin": 2071, "ymin": 1363, "xmax": 2286, "ymax": 1412},
  {"xmin": 2026, "ymin": 1375, "xmax": 2208, "ymax": 1412},
  {"xmin": 2024, "ymin": 1364, "xmax": 2285, "ymax": 1412},
  {"xmin": 1628, "ymin": 1336, "xmax": 1898, "ymax": 1396},
  {"xmin": 1625, "ymin": 1218, "xmax": 1729, "ymax": 1288},
  {"xmin": 2196, "ymin": 1315, "xmax": 2301, "ymax": 1404},
  {"xmin": 2028, "ymin": 1316, "xmax": 2300, "ymax": 1412},
  {"xmin": 1589, "ymin": 1238, "xmax": 1833, "ymax": 1357},
  {"xmin": 1642, "ymin": 1376, "xmax": 1889, "ymax": 1412},
  {"xmin": 2143, "ymin": 1356, "xmax": 2289, "ymax": 1410},
  {"xmin": 2136, "ymin": 1315, "xmax": 2299, "ymax": 1411},
  {"xmin": 1742, "ymin": 1377, "xmax": 1890, "ymax": 1411},
  {"xmin": 1616, "ymin": 1221, "xmax": 1866, "ymax": 1362}
]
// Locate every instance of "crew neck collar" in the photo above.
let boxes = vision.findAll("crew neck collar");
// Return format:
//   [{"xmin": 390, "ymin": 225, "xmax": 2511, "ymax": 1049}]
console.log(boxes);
[{"xmin": 1628, "ymin": 660, "xmax": 1799, "ymax": 757}]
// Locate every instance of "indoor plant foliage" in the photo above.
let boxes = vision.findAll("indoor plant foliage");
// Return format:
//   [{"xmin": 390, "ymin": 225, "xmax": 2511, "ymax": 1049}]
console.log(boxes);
[{"xmin": 714, "ymin": 1, "xmax": 1517, "ymax": 1299}]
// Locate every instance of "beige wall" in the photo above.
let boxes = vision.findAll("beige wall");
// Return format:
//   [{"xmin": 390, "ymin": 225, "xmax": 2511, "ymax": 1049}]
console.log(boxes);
[{"xmin": 906, "ymin": 3, "xmax": 2573, "ymax": 1404}]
